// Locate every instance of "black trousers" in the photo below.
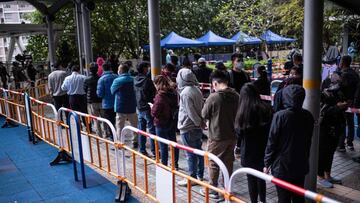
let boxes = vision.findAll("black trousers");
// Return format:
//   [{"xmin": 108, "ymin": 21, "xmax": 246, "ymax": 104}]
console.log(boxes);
[
  {"xmin": 102, "ymin": 108, "xmax": 116, "ymax": 138},
  {"xmin": 69, "ymin": 95, "xmax": 87, "ymax": 126},
  {"xmin": 1, "ymin": 78, "xmax": 7, "ymax": 89},
  {"xmin": 318, "ymin": 133, "xmax": 339, "ymax": 176},
  {"xmin": 247, "ymin": 173, "xmax": 266, "ymax": 203},
  {"xmin": 276, "ymin": 176, "xmax": 305, "ymax": 203},
  {"xmin": 53, "ymin": 95, "xmax": 69, "ymax": 111}
]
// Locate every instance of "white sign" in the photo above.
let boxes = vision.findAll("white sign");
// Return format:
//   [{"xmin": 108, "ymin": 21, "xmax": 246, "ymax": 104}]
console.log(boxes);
[{"xmin": 156, "ymin": 166, "xmax": 174, "ymax": 203}]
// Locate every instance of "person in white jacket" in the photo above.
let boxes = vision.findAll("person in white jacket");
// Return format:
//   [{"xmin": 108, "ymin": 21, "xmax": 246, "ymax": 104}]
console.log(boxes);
[{"xmin": 176, "ymin": 68, "xmax": 205, "ymax": 187}]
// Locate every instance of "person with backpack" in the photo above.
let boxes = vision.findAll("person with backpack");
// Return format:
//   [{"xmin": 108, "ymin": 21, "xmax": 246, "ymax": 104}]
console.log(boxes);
[
  {"xmin": 235, "ymin": 83, "xmax": 273, "ymax": 203},
  {"xmin": 317, "ymin": 72, "xmax": 345, "ymax": 188},
  {"xmin": 151, "ymin": 75, "xmax": 179, "ymax": 169},
  {"xmin": 264, "ymin": 84, "xmax": 314, "ymax": 203},
  {"xmin": 228, "ymin": 53, "xmax": 250, "ymax": 93}
]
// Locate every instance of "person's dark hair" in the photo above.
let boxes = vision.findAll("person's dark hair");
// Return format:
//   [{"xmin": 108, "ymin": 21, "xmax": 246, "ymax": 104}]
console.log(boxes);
[
  {"xmin": 211, "ymin": 70, "xmax": 229, "ymax": 84},
  {"xmin": 164, "ymin": 63, "xmax": 176, "ymax": 72},
  {"xmin": 257, "ymin": 65, "xmax": 267, "ymax": 79},
  {"xmin": 89, "ymin": 62, "xmax": 98, "ymax": 74},
  {"xmin": 236, "ymin": 83, "xmax": 271, "ymax": 129},
  {"xmin": 102, "ymin": 61, "xmax": 111, "ymax": 71},
  {"xmin": 137, "ymin": 62, "xmax": 150, "ymax": 74},
  {"xmin": 215, "ymin": 62, "xmax": 227, "ymax": 71},
  {"xmin": 293, "ymin": 53, "xmax": 302, "ymax": 62},
  {"xmin": 182, "ymin": 59, "xmax": 192, "ymax": 68},
  {"xmin": 54, "ymin": 61, "xmax": 64, "ymax": 70},
  {"xmin": 231, "ymin": 53, "xmax": 243, "ymax": 62},
  {"xmin": 341, "ymin": 55, "xmax": 352, "ymax": 67},
  {"xmin": 124, "ymin": 60, "xmax": 133, "ymax": 68},
  {"xmin": 194, "ymin": 53, "xmax": 201, "ymax": 62},
  {"xmin": 170, "ymin": 55, "xmax": 178, "ymax": 65},
  {"xmin": 119, "ymin": 63, "xmax": 130, "ymax": 74},
  {"xmin": 71, "ymin": 65, "xmax": 80, "ymax": 72},
  {"xmin": 154, "ymin": 75, "xmax": 172, "ymax": 92}
]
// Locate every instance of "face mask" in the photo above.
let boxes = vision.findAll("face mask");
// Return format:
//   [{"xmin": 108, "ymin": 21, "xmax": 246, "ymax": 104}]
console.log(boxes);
[{"xmin": 235, "ymin": 62, "xmax": 244, "ymax": 70}]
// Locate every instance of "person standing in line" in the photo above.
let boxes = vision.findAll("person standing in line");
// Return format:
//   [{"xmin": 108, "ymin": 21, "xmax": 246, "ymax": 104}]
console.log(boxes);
[
  {"xmin": 264, "ymin": 84, "xmax": 314, "ymax": 203},
  {"xmin": 134, "ymin": 62, "xmax": 157, "ymax": 156},
  {"xmin": 193, "ymin": 58, "xmax": 213, "ymax": 84},
  {"xmin": 200, "ymin": 70, "xmax": 239, "ymax": 199},
  {"xmin": 0, "ymin": 62, "xmax": 10, "ymax": 89},
  {"xmin": 337, "ymin": 55, "xmax": 360, "ymax": 152},
  {"xmin": 151, "ymin": 75, "xmax": 179, "ymax": 169},
  {"xmin": 235, "ymin": 83, "xmax": 272, "ymax": 203},
  {"xmin": 176, "ymin": 68, "xmax": 205, "ymax": 186},
  {"xmin": 252, "ymin": 65, "xmax": 270, "ymax": 96},
  {"xmin": 97, "ymin": 61, "xmax": 118, "ymax": 139},
  {"xmin": 26, "ymin": 60, "xmax": 37, "ymax": 87},
  {"xmin": 48, "ymin": 62, "xmax": 69, "ymax": 111},
  {"xmin": 111, "ymin": 63, "xmax": 138, "ymax": 148},
  {"xmin": 84, "ymin": 63, "xmax": 103, "ymax": 137},
  {"xmin": 228, "ymin": 53, "xmax": 250, "ymax": 93},
  {"xmin": 61, "ymin": 65, "xmax": 87, "ymax": 113}
]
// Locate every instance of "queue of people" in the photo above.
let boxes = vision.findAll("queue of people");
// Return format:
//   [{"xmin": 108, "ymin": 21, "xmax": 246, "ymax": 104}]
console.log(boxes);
[{"xmin": 44, "ymin": 52, "xmax": 360, "ymax": 203}]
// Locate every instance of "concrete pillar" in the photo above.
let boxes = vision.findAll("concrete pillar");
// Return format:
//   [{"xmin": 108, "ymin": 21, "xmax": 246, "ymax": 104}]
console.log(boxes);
[
  {"xmin": 303, "ymin": 0, "xmax": 324, "ymax": 192},
  {"xmin": 342, "ymin": 25, "xmax": 349, "ymax": 56},
  {"xmin": 147, "ymin": 0, "xmax": 161, "ymax": 80},
  {"xmin": 81, "ymin": 2, "xmax": 93, "ymax": 74},
  {"xmin": 15, "ymin": 37, "xmax": 25, "ymax": 54},
  {"xmin": 6, "ymin": 37, "xmax": 16, "ymax": 63},
  {"xmin": 75, "ymin": 2, "xmax": 85, "ymax": 75},
  {"xmin": 46, "ymin": 16, "xmax": 57, "ymax": 72}
]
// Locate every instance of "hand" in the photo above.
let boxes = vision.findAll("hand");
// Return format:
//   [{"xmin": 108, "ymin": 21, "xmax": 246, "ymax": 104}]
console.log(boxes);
[
  {"xmin": 336, "ymin": 102, "xmax": 348, "ymax": 109},
  {"xmin": 201, "ymin": 121, "xmax": 208, "ymax": 130},
  {"xmin": 263, "ymin": 167, "xmax": 270, "ymax": 174}
]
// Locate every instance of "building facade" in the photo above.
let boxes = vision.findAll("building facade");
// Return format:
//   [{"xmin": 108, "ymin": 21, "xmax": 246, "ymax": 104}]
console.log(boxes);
[{"xmin": 0, "ymin": 1, "xmax": 35, "ymax": 62}]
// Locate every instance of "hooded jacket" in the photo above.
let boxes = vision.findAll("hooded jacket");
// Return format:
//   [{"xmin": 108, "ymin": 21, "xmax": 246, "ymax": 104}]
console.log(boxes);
[
  {"xmin": 264, "ymin": 85, "xmax": 314, "ymax": 179},
  {"xmin": 111, "ymin": 73, "xmax": 136, "ymax": 114},
  {"xmin": 202, "ymin": 87, "xmax": 239, "ymax": 141},
  {"xmin": 176, "ymin": 69, "xmax": 203, "ymax": 133},
  {"xmin": 97, "ymin": 71, "xmax": 118, "ymax": 109},
  {"xmin": 96, "ymin": 57, "xmax": 105, "ymax": 77},
  {"xmin": 151, "ymin": 90, "xmax": 178, "ymax": 127},
  {"xmin": 84, "ymin": 73, "xmax": 102, "ymax": 103},
  {"xmin": 134, "ymin": 73, "xmax": 156, "ymax": 111}
]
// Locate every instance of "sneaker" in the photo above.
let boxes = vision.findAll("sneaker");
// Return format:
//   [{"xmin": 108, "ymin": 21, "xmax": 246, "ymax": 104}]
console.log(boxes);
[
  {"xmin": 178, "ymin": 178, "xmax": 197, "ymax": 187},
  {"xmin": 337, "ymin": 147, "xmax": 346, "ymax": 152},
  {"xmin": 327, "ymin": 177, "xmax": 342, "ymax": 184},
  {"xmin": 317, "ymin": 179, "xmax": 333, "ymax": 188},
  {"xmin": 197, "ymin": 176, "xmax": 204, "ymax": 181},
  {"xmin": 199, "ymin": 188, "xmax": 219, "ymax": 199},
  {"xmin": 140, "ymin": 151, "xmax": 149, "ymax": 157},
  {"xmin": 234, "ymin": 146, "xmax": 241, "ymax": 160},
  {"xmin": 353, "ymin": 157, "xmax": 360, "ymax": 163}
]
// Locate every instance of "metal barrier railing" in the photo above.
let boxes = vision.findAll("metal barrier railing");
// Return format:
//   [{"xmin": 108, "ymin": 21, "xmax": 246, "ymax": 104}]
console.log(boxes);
[
  {"xmin": 228, "ymin": 168, "xmax": 340, "ymax": 203},
  {"xmin": 57, "ymin": 107, "xmax": 122, "ymax": 179},
  {"xmin": 0, "ymin": 88, "xmax": 343, "ymax": 203},
  {"xmin": 28, "ymin": 83, "xmax": 49, "ymax": 99},
  {"xmin": 0, "ymin": 88, "xmax": 26, "ymax": 126},
  {"xmin": 120, "ymin": 125, "xmax": 239, "ymax": 203}
]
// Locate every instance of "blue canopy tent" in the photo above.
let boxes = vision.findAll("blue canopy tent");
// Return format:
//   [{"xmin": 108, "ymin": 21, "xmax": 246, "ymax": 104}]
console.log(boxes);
[
  {"xmin": 144, "ymin": 31, "xmax": 204, "ymax": 49},
  {"xmin": 260, "ymin": 30, "xmax": 296, "ymax": 44},
  {"xmin": 231, "ymin": 31, "xmax": 262, "ymax": 45},
  {"xmin": 196, "ymin": 31, "xmax": 236, "ymax": 46}
]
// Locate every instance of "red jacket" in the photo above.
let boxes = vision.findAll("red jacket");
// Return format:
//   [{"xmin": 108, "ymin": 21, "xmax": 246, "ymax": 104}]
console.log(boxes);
[{"xmin": 151, "ymin": 90, "xmax": 178, "ymax": 127}]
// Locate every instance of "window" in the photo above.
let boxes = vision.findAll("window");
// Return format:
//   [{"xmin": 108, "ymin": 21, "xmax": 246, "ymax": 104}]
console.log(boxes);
[
  {"xmin": 4, "ymin": 4, "xmax": 10, "ymax": 9},
  {"xmin": 19, "ymin": 4, "xmax": 26, "ymax": 8}
]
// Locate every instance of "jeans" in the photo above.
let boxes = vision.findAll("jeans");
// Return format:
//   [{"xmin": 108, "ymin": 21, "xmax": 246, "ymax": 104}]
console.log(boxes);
[
  {"xmin": 181, "ymin": 129, "xmax": 204, "ymax": 179},
  {"xmin": 339, "ymin": 113, "xmax": 355, "ymax": 148},
  {"xmin": 138, "ymin": 110, "xmax": 155, "ymax": 153},
  {"xmin": 155, "ymin": 123, "xmax": 179, "ymax": 167}
]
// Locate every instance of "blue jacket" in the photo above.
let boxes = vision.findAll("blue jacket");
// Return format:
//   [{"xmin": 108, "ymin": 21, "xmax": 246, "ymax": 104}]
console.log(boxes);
[
  {"xmin": 97, "ymin": 71, "xmax": 118, "ymax": 109},
  {"xmin": 111, "ymin": 73, "xmax": 137, "ymax": 113}
]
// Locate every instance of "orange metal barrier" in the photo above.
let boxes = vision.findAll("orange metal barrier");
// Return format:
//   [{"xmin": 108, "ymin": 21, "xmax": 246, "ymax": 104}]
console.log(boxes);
[{"xmin": 0, "ymin": 88, "xmax": 27, "ymax": 126}]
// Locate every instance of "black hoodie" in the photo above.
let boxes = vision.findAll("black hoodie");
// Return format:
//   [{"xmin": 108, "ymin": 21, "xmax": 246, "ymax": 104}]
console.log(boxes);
[
  {"xmin": 264, "ymin": 85, "xmax": 314, "ymax": 179},
  {"xmin": 134, "ymin": 73, "xmax": 156, "ymax": 111}
]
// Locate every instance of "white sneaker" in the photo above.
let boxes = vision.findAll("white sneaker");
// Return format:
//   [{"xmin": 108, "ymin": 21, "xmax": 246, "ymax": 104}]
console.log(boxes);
[{"xmin": 177, "ymin": 178, "xmax": 197, "ymax": 187}]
